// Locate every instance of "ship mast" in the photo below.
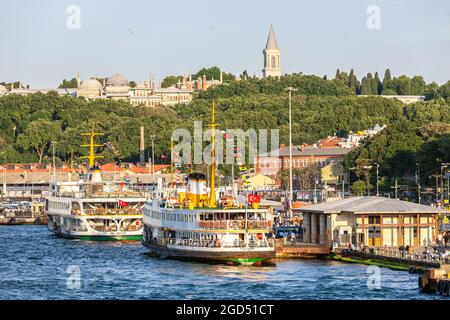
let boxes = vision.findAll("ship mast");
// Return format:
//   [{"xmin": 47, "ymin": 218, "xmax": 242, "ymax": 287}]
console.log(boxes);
[
  {"xmin": 81, "ymin": 128, "xmax": 104, "ymax": 168},
  {"xmin": 209, "ymin": 99, "xmax": 217, "ymax": 208}
]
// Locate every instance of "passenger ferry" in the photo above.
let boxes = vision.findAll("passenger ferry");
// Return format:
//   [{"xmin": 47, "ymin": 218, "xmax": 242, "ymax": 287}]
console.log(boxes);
[
  {"xmin": 142, "ymin": 101, "xmax": 275, "ymax": 265},
  {"xmin": 45, "ymin": 129, "xmax": 148, "ymax": 241}
]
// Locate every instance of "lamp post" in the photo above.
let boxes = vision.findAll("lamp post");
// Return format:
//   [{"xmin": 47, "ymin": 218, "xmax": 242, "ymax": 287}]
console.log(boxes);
[
  {"xmin": 416, "ymin": 163, "xmax": 421, "ymax": 204},
  {"xmin": 348, "ymin": 167, "xmax": 356, "ymax": 197},
  {"xmin": 442, "ymin": 163, "xmax": 450, "ymax": 206},
  {"xmin": 285, "ymin": 87, "xmax": 297, "ymax": 218},
  {"xmin": 374, "ymin": 163, "xmax": 380, "ymax": 196}
]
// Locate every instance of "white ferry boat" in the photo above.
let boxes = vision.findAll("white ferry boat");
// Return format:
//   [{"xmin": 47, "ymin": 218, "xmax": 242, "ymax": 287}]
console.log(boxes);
[
  {"xmin": 142, "ymin": 101, "xmax": 275, "ymax": 265},
  {"xmin": 45, "ymin": 129, "xmax": 148, "ymax": 241}
]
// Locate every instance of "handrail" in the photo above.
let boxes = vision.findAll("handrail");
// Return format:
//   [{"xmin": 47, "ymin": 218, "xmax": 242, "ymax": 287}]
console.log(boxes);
[{"xmin": 197, "ymin": 220, "xmax": 272, "ymax": 230}]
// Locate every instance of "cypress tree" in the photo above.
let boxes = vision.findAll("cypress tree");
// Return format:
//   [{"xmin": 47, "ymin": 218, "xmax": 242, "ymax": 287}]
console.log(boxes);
[
  {"xmin": 383, "ymin": 69, "xmax": 392, "ymax": 92},
  {"xmin": 366, "ymin": 73, "xmax": 374, "ymax": 95},
  {"xmin": 360, "ymin": 77, "xmax": 370, "ymax": 95},
  {"xmin": 335, "ymin": 69, "xmax": 341, "ymax": 80},
  {"xmin": 349, "ymin": 69, "xmax": 357, "ymax": 93}
]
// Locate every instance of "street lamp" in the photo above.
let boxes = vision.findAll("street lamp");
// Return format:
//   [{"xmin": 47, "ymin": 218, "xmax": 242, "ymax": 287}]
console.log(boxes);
[
  {"xmin": 442, "ymin": 163, "xmax": 450, "ymax": 206},
  {"xmin": 285, "ymin": 87, "xmax": 297, "ymax": 217},
  {"xmin": 416, "ymin": 163, "xmax": 421, "ymax": 204},
  {"xmin": 348, "ymin": 167, "xmax": 356, "ymax": 197},
  {"xmin": 374, "ymin": 163, "xmax": 380, "ymax": 196}
]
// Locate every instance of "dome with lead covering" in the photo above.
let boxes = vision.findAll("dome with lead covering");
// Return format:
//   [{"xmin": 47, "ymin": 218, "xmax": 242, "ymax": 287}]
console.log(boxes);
[
  {"xmin": 106, "ymin": 73, "xmax": 129, "ymax": 87},
  {"xmin": 80, "ymin": 78, "xmax": 102, "ymax": 90}
]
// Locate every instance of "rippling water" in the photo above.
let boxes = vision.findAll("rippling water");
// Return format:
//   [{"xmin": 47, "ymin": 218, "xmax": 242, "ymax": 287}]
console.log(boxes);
[{"xmin": 0, "ymin": 226, "xmax": 443, "ymax": 300}]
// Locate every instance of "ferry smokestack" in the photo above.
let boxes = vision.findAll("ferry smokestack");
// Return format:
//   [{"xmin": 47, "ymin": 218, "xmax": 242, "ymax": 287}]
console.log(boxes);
[{"xmin": 140, "ymin": 126, "xmax": 145, "ymax": 164}]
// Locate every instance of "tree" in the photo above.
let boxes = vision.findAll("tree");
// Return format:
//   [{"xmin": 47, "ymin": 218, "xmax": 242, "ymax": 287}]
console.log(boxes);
[
  {"xmin": 351, "ymin": 180, "xmax": 368, "ymax": 196},
  {"xmin": 16, "ymin": 120, "xmax": 62, "ymax": 163},
  {"xmin": 348, "ymin": 69, "xmax": 358, "ymax": 93},
  {"xmin": 58, "ymin": 78, "xmax": 78, "ymax": 89},
  {"xmin": 360, "ymin": 77, "xmax": 370, "ymax": 95},
  {"xmin": 382, "ymin": 69, "xmax": 392, "ymax": 92},
  {"xmin": 393, "ymin": 75, "xmax": 412, "ymax": 95},
  {"xmin": 438, "ymin": 81, "xmax": 450, "ymax": 99},
  {"xmin": 411, "ymin": 76, "xmax": 426, "ymax": 95},
  {"xmin": 424, "ymin": 82, "xmax": 439, "ymax": 100},
  {"xmin": 161, "ymin": 76, "xmax": 179, "ymax": 88}
]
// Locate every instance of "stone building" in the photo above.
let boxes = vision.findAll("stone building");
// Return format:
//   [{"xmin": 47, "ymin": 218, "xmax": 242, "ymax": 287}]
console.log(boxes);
[{"xmin": 262, "ymin": 25, "xmax": 281, "ymax": 78}]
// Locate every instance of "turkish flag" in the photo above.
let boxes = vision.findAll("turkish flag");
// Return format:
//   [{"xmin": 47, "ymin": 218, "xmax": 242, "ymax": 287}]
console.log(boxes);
[
  {"xmin": 247, "ymin": 194, "xmax": 261, "ymax": 204},
  {"xmin": 118, "ymin": 200, "xmax": 129, "ymax": 207}
]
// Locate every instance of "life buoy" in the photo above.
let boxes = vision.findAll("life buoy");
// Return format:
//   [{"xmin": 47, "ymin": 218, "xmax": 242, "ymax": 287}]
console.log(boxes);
[
  {"xmin": 229, "ymin": 221, "xmax": 235, "ymax": 229},
  {"xmin": 266, "ymin": 221, "xmax": 271, "ymax": 228},
  {"xmin": 238, "ymin": 221, "xmax": 245, "ymax": 229},
  {"xmin": 248, "ymin": 221, "xmax": 254, "ymax": 229}
]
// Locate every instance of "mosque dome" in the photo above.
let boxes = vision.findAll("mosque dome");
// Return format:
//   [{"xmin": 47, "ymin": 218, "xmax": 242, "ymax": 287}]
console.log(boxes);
[
  {"xmin": 106, "ymin": 73, "xmax": 129, "ymax": 87},
  {"xmin": 105, "ymin": 73, "xmax": 130, "ymax": 95},
  {"xmin": 77, "ymin": 78, "xmax": 103, "ymax": 98},
  {"xmin": 80, "ymin": 78, "xmax": 103, "ymax": 90}
]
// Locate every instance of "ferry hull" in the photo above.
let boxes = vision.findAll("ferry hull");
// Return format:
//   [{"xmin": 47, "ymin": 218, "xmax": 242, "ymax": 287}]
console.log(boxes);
[
  {"xmin": 49, "ymin": 228, "xmax": 143, "ymax": 241},
  {"xmin": 142, "ymin": 242, "xmax": 275, "ymax": 266}
]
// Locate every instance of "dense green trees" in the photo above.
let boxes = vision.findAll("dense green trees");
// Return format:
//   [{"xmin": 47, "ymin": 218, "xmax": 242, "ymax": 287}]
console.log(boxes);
[
  {"xmin": 58, "ymin": 78, "xmax": 78, "ymax": 89},
  {"xmin": 1, "ymin": 68, "xmax": 450, "ymax": 196},
  {"xmin": 334, "ymin": 68, "xmax": 447, "ymax": 99}
]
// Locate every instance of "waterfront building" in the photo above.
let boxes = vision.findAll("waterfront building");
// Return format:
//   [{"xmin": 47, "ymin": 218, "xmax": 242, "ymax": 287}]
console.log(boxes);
[
  {"xmin": 262, "ymin": 25, "xmax": 281, "ymax": 78},
  {"xmin": 299, "ymin": 196, "xmax": 444, "ymax": 249}
]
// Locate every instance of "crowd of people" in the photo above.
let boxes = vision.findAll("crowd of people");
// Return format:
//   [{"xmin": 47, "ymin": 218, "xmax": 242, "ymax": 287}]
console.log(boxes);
[{"xmin": 437, "ymin": 231, "xmax": 449, "ymax": 248}]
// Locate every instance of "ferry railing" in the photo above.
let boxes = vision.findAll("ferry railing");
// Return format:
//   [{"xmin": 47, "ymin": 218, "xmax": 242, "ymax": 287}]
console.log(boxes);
[
  {"xmin": 81, "ymin": 208, "xmax": 142, "ymax": 215},
  {"xmin": 198, "ymin": 220, "xmax": 272, "ymax": 230},
  {"xmin": 167, "ymin": 238, "xmax": 272, "ymax": 249},
  {"xmin": 345, "ymin": 247, "xmax": 449, "ymax": 264}
]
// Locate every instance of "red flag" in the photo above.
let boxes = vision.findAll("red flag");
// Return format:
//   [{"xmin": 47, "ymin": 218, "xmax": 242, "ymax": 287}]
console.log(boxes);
[
  {"xmin": 118, "ymin": 200, "xmax": 129, "ymax": 207},
  {"xmin": 247, "ymin": 194, "xmax": 261, "ymax": 204}
]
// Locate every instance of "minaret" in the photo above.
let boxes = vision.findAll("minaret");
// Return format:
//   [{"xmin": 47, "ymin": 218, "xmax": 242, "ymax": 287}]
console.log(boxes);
[
  {"xmin": 262, "ymin": 25, "xmax": 281, "ymax": 78},
  {"xmin": 76, "ymin": 72, "xmax": 81, "ymax": 89}
]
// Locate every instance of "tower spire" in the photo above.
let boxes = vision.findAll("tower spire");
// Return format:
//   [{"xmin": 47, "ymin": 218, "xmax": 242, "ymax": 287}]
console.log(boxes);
[
  {"xmin": 262, "ymin": 25, "xmax": 281, "ymax": 79},
  {"xmin": 265, "ymin": 24, "xmax": 279, "ymax": 50}
]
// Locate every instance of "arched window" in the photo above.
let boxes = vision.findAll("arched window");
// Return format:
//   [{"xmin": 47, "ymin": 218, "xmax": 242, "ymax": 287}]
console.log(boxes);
[{"xmin": 271, "ymin": 56, "xmax": 277, "ymax": 69}]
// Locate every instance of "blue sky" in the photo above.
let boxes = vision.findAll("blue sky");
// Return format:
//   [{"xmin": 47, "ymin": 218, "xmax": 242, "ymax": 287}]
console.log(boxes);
[{"xmin": 1, "ymin": 0, "xmax": 450, "ymax": 87}]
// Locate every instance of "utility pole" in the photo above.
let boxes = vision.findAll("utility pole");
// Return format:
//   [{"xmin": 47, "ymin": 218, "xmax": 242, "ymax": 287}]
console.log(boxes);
[
  {"xmin": 151, "ymin": 136, "xmax": 155, "ymax": 175},
  {"xmin": 375, "ymin": 163, "xmax": 380, "ymax": 196},
  {"xmin": 52, "ymin": 141, "xmax": 56, "ymax": 184},
  {"xmin": 394, "ymin": 179, "xmax": 398, "ymax": 199},
  {"xmin": 416, "ymin": 163, "xmax": 421, "ymax": 204},
  {"xmin": 285, "ymin": 87, "xmax": 297, "ymax": 218},
  {"xmin": 348, "ymin": 167, "xmax": 356, "ymax": 198},
  {"xmin": 442, "ymin": 163, "xmax": 450, "ymax": 206}
]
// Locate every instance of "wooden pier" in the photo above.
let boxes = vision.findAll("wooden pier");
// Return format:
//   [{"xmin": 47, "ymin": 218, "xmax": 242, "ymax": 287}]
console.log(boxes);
[{"xmin": 275, "ymin": 239, "xmax": 330, "ymax": 258}]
